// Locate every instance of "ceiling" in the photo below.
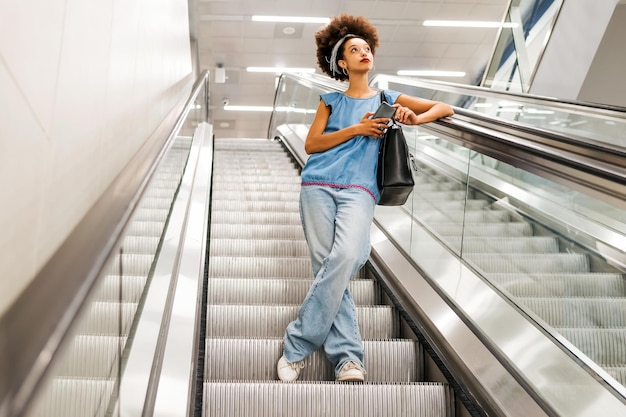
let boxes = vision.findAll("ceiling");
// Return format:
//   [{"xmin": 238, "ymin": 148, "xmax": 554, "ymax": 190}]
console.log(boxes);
[{"xmin": 188, "ymin": 0, "xmax": 508, "ymax": 139}]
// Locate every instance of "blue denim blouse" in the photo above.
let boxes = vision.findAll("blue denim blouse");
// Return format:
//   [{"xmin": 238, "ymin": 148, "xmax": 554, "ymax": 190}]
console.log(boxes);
[{"xmin": 301, "ymin": 90, "xmax": 402, "ymax": 202}]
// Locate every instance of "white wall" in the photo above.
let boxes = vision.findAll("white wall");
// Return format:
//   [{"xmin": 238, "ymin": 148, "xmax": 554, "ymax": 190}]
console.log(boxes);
[
  {"xmin": 530, "ymin": 0, "xmax": 619, "ymax": 100},
  {"xmin": 578, "ymin": 3, "xmax": 626, "ymax": 107},
  {"xmin": 0, "ymin": 0, "xmax": 193, "ymax": 315}
]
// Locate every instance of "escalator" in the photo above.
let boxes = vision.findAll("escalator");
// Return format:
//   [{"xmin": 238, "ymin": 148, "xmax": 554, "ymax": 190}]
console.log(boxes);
[
  {"xmin": 408, "ymin": 155, "xmax": 626, "ymax": 387},
  {"xmin": 3, "ymin": 71, "xmax": 626, "ymax": 417},
  {"xmin": 203, "ymin": 137, "xmax": 452, "ymax": 416}
]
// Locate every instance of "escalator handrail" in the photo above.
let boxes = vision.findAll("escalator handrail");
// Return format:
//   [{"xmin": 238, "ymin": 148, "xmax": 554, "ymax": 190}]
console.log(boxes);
[
  {"xmin": 276, "ymin": 73, "xmax": 626, "ymax": 210},
  {"xmin": 427, "ymin": 116, "xmax": 626, "ymax": 209},
  {"xmin": 0, "ymin": 70, "xmax": 210, "ymax": 417},
  {"xmin": 369, "ymin": 73, "xmax": 626, "ymax": 120}
]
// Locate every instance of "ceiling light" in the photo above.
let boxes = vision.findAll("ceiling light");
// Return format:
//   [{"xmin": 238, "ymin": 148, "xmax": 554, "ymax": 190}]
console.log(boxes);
[
  {"xmin": 247, "ymin": 67, "xmax": 316, "ymax": 74},
  {"xmin": 397, "ymin": 70, "xmax": 465, "ymax": 77},
  {"xmin": 423, "ymin": 20, "xmax": 518, "ymax": 28},
  {"xmin": 224, "ymin": 105, "xmax": 274, "ymax": 112},
  {"xmin": 252, "ymin": 16, "xmax": 330, "ymax": 24}
]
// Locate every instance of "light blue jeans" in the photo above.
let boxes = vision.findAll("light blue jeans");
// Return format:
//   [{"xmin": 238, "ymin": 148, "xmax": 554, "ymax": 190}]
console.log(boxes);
[{"xmin": 283, "ymin": 185, "xmax": 375, "ymax": 376}]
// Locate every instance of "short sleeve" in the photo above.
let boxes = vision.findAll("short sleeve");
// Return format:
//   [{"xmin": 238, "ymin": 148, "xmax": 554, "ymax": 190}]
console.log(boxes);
[{"xmin": 320, "ymin": 91, "xmax": 341, "ymax": 107}]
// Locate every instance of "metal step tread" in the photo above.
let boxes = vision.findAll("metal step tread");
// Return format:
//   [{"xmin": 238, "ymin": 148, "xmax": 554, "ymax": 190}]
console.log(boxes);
[
  {"xmin": 490, "ymin": 272, "xmax": 626, "ymax": 297},
  {"xmin": 209, "ymin": 239, "xmax": 309, "ymax": 257},
  {"xmin": 468, "ymin": 253, "xmax": 590, "ymax": 274},
  {"xmin": 519, "ymin": 297, "xmax": 626, "ymax": 327},
  {"xmin": 204, "ymin": 338, "xmax": 423, "ymax": 382},
  {"xmin": 203, "ymin": 381, "xmax": 451, "ymax": 417},
  {"xmin": 210, "ymin": 224, "xmax": 304, "ymax": 240},
  {"xmin": 211, "ymin": 211, "xmax": 301, "ymax": 225},
  {"xmin": 207, "ymin": 257, "xmax": 371, "ymax": 279},
  {"xmin": 556, "ymin": 327, "xmax": 626, "ymax": 365},
  {"xmin": 206, "ymin": 305, "xmax": 399, "ymax": 339},
  {"xmin": 206, "ymin": 278, "xmax": 381, "ymax": 305},
  {"xmin": 446, "ymin": 237, "xmax": 560, "ymax": 253}
]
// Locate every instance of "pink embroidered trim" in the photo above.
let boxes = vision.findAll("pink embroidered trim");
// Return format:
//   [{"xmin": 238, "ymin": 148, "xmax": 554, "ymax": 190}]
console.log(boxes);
[{"xmin": 301, "ymin": 182, "xmax": 376, "ymax": 202}]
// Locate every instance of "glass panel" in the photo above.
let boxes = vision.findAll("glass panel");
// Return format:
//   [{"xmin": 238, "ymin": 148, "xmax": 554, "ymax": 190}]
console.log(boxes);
[
  {"xmin": 370, "ymin": 76, "xmax": 626, "ymax": 148},
  {"xmin": 22, "ymin": 82, "xmax": 205, "ymax": 416},
  {"xmin": 394, "ymin": 125, "xmax": 626, "ymax": 391},
  {"xmin": 483, "ymin": 0, "xmax": 564, "ymax": 93}
]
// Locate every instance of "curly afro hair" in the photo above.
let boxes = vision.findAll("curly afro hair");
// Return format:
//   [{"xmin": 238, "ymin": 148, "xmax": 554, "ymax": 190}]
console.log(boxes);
[{"xmin": 315, "ymin": 14, "xmax": 379, "ymax": 81}]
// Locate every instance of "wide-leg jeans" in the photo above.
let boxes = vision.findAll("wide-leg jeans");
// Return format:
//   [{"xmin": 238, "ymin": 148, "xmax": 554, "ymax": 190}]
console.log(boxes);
[{"xmin": 282, "ymin": 185, "xmax": 375, "ymax": 376}]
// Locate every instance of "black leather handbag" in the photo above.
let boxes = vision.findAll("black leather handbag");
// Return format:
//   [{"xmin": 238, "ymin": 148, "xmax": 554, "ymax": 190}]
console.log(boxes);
[{"xmin": 376, "ymin": 91, "xmax": 415, "ymax": 206}]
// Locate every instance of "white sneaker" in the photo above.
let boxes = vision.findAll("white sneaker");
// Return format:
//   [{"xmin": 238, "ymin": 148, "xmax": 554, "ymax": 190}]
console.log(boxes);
[
  {"xmin": 277, "ymin": 356, "xmax": 304, "ymax": 382},
  {"xmin": 337, "ymin": 360, "xmax": 366, "ymax": 382}
]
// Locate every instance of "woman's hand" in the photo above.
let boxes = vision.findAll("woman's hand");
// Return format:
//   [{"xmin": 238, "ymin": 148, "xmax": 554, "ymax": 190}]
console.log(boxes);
[
  {"xmin": 361, "ymin": 111, "xmax": 390, "ymax": 138},
  {"xmin": 392, "ymin": 104, "xmax": 419, "ymax": 125}
]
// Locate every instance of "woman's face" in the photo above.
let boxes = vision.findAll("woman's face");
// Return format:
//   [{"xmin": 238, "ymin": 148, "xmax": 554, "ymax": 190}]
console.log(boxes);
[{"xmin": 340, "ymin": 38, "xmax": 373, "ymax": 72}]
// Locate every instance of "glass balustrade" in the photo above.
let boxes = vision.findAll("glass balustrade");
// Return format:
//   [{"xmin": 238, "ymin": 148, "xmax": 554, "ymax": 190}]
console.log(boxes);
[
  {"xmin": 271, "ymin": 73, "xmax": 626, "ymax": 413},
  {"xmin": 21, "ymin": 81, "xmax": 208, "ymax": 417}
]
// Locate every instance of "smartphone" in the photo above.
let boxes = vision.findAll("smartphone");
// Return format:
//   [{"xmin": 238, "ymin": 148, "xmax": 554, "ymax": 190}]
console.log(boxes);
[
  {"xmin": 373, "ymin": 101, "xmax": 396, "ymax": 132},
  {"xmin": 373, "ymin": 101, "xmax": 396, "ymax": 120}
]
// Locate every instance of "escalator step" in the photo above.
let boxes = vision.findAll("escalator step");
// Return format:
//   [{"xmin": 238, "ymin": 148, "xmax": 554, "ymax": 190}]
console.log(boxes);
[
  {"xmin": 206, "ymin": 278, "xmax": 381, "ymax": 306},
  {"xmin": 556, "ymin": 327, "xmax": 626, "ymax": 364},
  {"xmin": 415, "ymin": 210, "xmax": 511, "ymax": 223},
  {"xmin": 213, "ymin": 173, "xmax": 300, "ymax": 183},
  {"xmin": 520, "ymin": 298, "xmax": 626, "ymax": 327},
  {"xmin": 108, "ymin": 253, "xmax": 154, "ymax": 276},
  {"xmin": 207, "ymin": 256, "xmax": 311, "ymax": 278},
  {"xmin": 207, "ymin": 256, "xmax": 370, "ymax": 280},
  {"xmin": 134, "ymin": 196, "xmax": 174, "ymax": 211},
  {"xmin": 488, "ymin": 273, "xmax": 626, "ymax": 297},
  {"xmin": 211, "ymin": 224, "xmax": 304, "ymax": 240},
  {"xmin": 126, "ymin": 221, "xmax": 169, "ymax": 238},
  {"xmin": 413, "ymin": 181, "xmax": 462, "ymax": 192},
  {"xmin": 445, "ymin": 237, "xmax": 559, "ymax": 253},
  {"xmin": 429, "ymin": 222, "xmax": 533, "ymax": 237},
  {"xmin": 412, "ymin": 190, "xmax": 468, "ymax": 201},
  {"xmin": 53, "ymin": 335, "xmax": 125, "ymax": 378},
  {"xmin": 204, "ymin": 338, "xmax": 422, "ymax": 382},
  {"xmin": 212, "ymin": 182, "xmax": 301, "ymax": 192},
  {"xmin": 118, "ymin": 236, "xmax": 161, "ymax": 254},
  {"xmin": 97, "ymin": 274, "xmax": 147, "ymax": 303},
  {"xmin": 604, "ymin": 367, "xmax": 626, "ymax": 386},
  {"xmin": 203, "ymin": 381, "xmax": 450, "ymax": 417},
  {"xmin": 211, "ymin": 211, "xmax": 301, "ymax": 225},
  {"xmin": 206, "ymin": 305, "xmax": 399, "ymax": 339},
  {"xmin": 411, "ymin": 199, "xmax": 488, "ymax": 211},
  {"xmin": 26, "ymin": 378, "xmax": 115, "ymax": 417},
  {"xmin": 76, "ymin": 301, "xmax": 138, "ymax": 336},
  {"xmin": 211, "ymin": 200, "xmax": 300, "ymax": 212},
  {"xmin": 213, "ymin": 177, "xmax": 300, "ymax": 192},
  {"xmin": 144, "ymin": 185, "xmax": 178, "ymax": 199},
  {"xmin": 209, "ymin": 239, "xmax": 308, "ymax": 257},
  {"xmin": 467, "ymin": 253, "xmax": 589, "ymax": 274},
  {"xmin": 212, "ymin": 190, "xmax": 301, "ymax": 202},
  {"xmin": 131, "ymin": 207, "xmax": 171, "ymax": 223}
]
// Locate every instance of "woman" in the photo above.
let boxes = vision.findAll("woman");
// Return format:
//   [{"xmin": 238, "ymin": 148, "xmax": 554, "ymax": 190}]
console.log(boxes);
[{"xmin": 277, "ymin": 14, "xmax": 454, "ymax": 382}]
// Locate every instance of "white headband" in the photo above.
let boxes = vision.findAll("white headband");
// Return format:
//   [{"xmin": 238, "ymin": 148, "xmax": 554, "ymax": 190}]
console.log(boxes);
[{"xmin": 328, "ymin": 34, "xmax": 356, "ymax": 75}]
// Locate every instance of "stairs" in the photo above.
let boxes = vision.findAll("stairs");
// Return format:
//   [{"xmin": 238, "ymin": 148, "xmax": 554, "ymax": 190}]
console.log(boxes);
[
  {"xmin": 203, "ymin": 138, "xmax": 453, "ymax": 417},
  {"xmin": 409, "ymin": 160, "xmax": 626, "ymax": 386}
]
